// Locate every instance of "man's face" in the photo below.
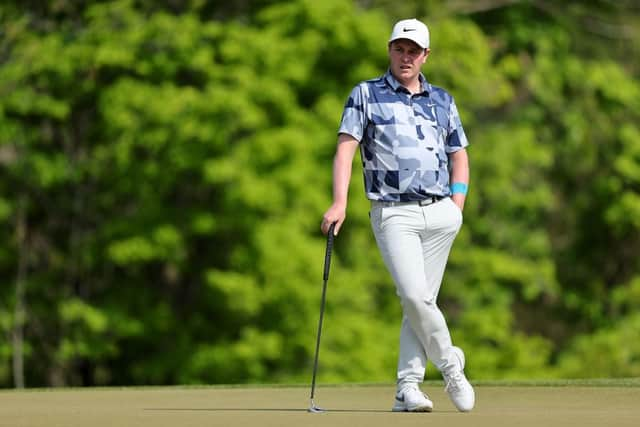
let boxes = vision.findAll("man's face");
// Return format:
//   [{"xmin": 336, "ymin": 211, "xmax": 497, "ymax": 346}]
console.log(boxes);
[{"xmin": 388, "ymin": 39, "xmax": 429, "ymax": 85}]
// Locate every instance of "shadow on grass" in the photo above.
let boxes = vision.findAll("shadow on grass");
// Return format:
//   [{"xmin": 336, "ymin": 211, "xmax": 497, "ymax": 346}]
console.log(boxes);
[{"xmin": 144, "ymin": 407, "xmax": 393, "ymax": 413}]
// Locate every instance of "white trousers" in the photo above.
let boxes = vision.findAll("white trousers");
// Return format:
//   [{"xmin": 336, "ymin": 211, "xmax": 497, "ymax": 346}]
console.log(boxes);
[{"xmin": 370, "ymin": 197, "xmax": 463, "ymax": 389}]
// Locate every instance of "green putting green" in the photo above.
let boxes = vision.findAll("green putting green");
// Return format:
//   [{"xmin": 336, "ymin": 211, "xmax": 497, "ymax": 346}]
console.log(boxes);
[{"xmin": 2, "ymin": 381, "xmax": 639, "ymax": 427}]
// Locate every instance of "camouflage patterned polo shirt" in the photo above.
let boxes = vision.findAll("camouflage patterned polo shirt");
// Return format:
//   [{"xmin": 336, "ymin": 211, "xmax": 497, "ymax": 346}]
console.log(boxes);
[{"xmin": 338, "ymin": 70, "xmax": 469, "ymax": 202}]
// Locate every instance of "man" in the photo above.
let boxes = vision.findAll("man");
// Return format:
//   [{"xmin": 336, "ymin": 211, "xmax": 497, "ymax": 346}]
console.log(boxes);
[{"xmin": 320, "ymin": 18, "xmax": 475, "ymax": 412}]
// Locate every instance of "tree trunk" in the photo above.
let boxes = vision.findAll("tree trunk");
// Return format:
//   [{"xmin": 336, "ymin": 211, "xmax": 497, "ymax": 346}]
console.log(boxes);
[{"xmin": 12, "ymin": 196, "xmax": 27, "ymax": 389}]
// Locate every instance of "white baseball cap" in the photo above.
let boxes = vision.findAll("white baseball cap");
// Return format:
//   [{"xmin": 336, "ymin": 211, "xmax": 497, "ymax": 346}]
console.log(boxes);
[{"xmin": 388, "ymin": 18, "xmax": 430, "ymax": 49}]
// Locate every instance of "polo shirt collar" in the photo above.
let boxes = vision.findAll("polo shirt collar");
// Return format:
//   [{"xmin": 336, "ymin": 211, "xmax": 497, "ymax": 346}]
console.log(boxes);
[{"xmin": 384, "ymin": 69, "xmax": 432, "ymax": 95}]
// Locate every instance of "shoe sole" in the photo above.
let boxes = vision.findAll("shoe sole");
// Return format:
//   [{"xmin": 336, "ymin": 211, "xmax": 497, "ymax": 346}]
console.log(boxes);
[
  {"xmin": 392, "ymin": 402, "xmax": 433, "ymax": 412},
  {"xmin": 392, "ymin": 406, "xmax": 433, "ymax": 412}
]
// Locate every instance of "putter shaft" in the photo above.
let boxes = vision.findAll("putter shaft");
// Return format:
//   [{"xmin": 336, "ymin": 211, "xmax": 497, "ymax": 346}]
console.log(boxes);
[{"xmin": 308, "ymin": 223, "xmax": 336, "ymax": 412}]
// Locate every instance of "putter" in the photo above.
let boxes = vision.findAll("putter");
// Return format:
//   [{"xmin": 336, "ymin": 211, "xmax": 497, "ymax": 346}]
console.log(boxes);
[{"xmin": 308, "ymin": 222, "xmax": 336, "ymax": 414}]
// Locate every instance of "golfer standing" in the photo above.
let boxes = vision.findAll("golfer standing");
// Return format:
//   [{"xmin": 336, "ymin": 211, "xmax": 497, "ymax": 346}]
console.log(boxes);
[{"xmin": 321, "ymin": 18, "xmax": 474, "ymax": 412}]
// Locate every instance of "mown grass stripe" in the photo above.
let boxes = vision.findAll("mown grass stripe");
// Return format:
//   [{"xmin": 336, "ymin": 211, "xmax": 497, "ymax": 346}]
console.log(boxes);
[{"xmin": 1, "ymin": 377, "xmax": 639, "ymax": 393}]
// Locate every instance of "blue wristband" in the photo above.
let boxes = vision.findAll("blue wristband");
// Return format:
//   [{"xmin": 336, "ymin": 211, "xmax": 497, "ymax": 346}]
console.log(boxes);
[{"xmin": 450, "ymin": 182, "xmax": 468, "ymax": 196}]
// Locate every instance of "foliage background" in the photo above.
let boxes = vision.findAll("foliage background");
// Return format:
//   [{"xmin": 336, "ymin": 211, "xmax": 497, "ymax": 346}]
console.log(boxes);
[{"xmin": 1, "ymin": 0, "xmax": 639, "ymax": 387}]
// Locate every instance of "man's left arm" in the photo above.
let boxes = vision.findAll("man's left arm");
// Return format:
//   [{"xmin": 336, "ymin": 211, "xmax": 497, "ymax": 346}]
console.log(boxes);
[{"xmin": 449, "ymin": 148, "xmax": 469, "ymax": 211}]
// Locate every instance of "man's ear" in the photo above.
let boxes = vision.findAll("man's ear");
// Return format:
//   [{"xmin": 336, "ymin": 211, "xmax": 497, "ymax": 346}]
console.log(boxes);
[{"xmin": 423, "ymin": 48, "xmax": 431, "ymax": 63}]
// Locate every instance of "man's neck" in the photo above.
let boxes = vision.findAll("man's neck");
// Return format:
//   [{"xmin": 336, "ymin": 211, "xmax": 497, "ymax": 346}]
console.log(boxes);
[
  {"xmin": 406, "ymin": 81, "xmax": 422, "ymax": 94},
  {"xmin": 396, "ymin": 76, "xmax": 422, "ymax": 95}
]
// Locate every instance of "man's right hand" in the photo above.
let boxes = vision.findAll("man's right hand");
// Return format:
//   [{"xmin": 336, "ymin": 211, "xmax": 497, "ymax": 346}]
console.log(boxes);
[{"xmin": 321, "ymin": 204, "xmax": 346, "ymax": 236}]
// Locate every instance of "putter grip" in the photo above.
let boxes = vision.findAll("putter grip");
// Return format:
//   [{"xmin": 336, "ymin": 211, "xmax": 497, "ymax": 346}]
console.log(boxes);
[{"xmin": 323, "ymin": 223, "xmax": 336, "ymax": 281}]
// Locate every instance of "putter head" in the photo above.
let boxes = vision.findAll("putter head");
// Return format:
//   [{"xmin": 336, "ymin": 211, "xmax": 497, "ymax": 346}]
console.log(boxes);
[{"xmin": 308, "ymin": 400, "xmax": 326, "ymax": 413}]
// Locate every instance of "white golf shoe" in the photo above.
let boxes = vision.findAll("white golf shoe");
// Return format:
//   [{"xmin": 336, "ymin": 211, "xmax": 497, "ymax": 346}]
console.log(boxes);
[
  {"xmin": 392, "ymin": 384, "xmax": 434, "ymax": 412},
  {"xmin": 443, "ymin": 346, "xmax": 475, "ymax": 412}
]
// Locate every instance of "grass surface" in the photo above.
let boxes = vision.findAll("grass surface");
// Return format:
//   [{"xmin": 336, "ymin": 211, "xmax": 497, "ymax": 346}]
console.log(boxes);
[{"xmin": 2, "ymin": 381, "xmax": 639, "ymax": 427}]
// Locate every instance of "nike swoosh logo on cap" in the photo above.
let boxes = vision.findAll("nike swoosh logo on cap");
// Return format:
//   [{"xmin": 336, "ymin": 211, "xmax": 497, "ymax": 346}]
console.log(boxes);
[{"xmin": 403, "ymin": 28, "xmax": 416, "ymax": 32}]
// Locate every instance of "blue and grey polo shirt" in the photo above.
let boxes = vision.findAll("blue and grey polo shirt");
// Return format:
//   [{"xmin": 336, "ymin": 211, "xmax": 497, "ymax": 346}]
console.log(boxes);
[{"xmin": 338, "ymin": 70, "xmax": 469, "ymax": 202}]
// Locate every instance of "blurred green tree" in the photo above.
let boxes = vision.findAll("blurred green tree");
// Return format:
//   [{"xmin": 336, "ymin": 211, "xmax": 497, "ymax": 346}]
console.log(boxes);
[{"xmin": 1, "ymin": 0, "xmax": 639, "ymax": 387}]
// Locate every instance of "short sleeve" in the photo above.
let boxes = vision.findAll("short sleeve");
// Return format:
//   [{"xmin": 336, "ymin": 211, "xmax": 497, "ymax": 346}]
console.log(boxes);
[
  {"xmin": 337, "ymin": 84, "xmax": 368, "ymax": 142},
  {"xmin": 445, "ymin": 98, "xmax": 469, "ymax": 153}
]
